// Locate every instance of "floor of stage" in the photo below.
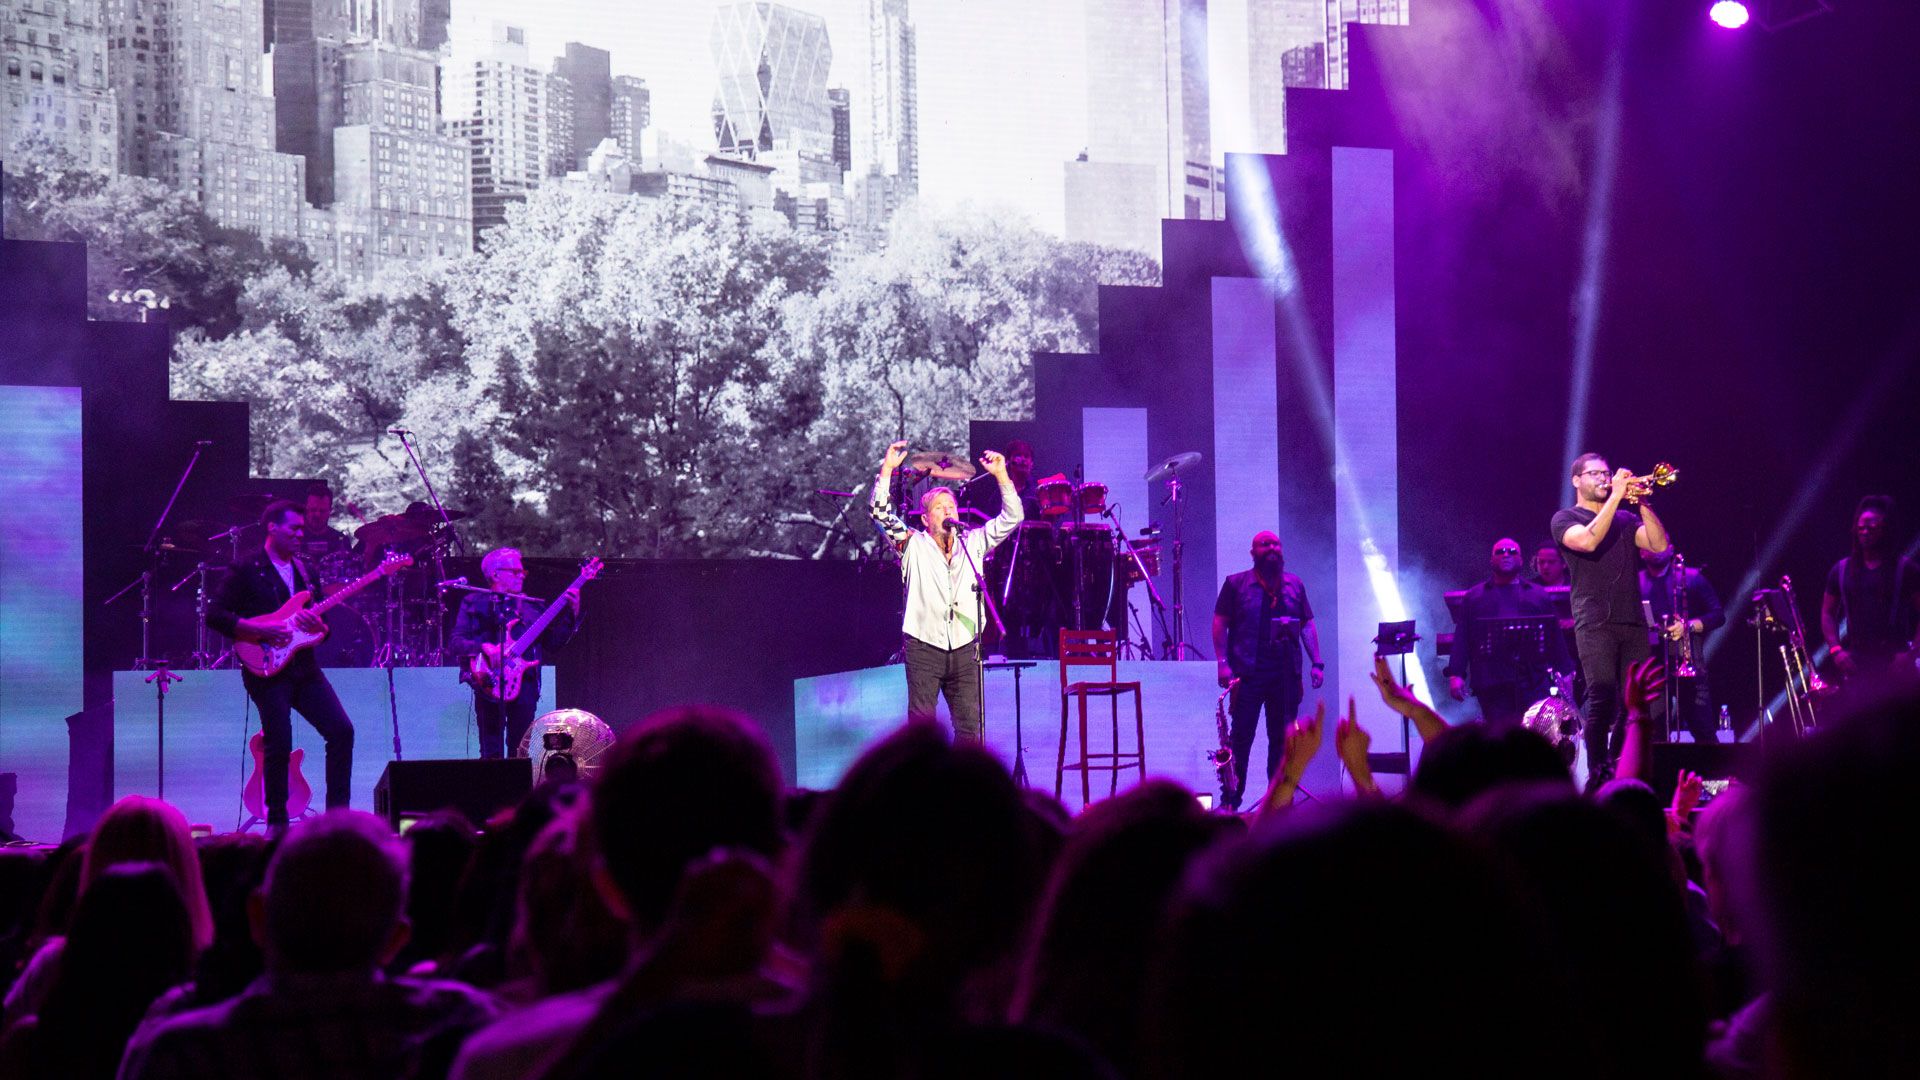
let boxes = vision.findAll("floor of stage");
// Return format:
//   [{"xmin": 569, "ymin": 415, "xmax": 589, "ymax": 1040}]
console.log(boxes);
[
  {"xmin": 794, "ymin": 659, "xmax": 1311, "ymax": 809},
  {"xmin": 109, "ymin": 668, "xmax": 554, "ymax": 834}
]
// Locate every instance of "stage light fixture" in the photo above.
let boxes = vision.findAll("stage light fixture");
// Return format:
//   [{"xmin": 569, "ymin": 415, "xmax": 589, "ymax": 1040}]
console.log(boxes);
[{"xmin": 1709, "ymin": 2, "xmax": 1751, "ymax": 29}]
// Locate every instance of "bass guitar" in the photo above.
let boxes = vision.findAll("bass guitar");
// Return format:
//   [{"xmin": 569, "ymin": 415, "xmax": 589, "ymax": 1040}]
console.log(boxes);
[
  {"xmin": 234, "ymin": 553, "xmax": 413, "ymax": 678},
  {"xmin": 468, "ymin": 557, "xmax": 603, "ymax": 702}
]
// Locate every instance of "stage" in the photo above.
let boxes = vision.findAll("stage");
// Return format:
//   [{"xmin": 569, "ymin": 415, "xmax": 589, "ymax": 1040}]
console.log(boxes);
[{"xmin": 109, "ymin": 668, "xmax": 553, "ymax": 832}]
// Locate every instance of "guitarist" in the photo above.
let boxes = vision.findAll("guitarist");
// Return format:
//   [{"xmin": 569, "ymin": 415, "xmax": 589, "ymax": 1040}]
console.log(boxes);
[
  {"xmin": 206, "ymin": 500, "xmax": 356, "ymax": 830},
  {"xmin": 450, "ymin": 548, "xmax": 581, "ymax": 759}
]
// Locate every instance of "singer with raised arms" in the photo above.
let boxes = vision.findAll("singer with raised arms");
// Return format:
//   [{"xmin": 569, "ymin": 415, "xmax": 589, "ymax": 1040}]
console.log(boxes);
[
  {"xmin": 1551, "ymin": 453, "xmax": 1671, "ymax": 783},
  {"xmin": 870, "ymin": 440, "xmax": 1023, "ymax": 742}
]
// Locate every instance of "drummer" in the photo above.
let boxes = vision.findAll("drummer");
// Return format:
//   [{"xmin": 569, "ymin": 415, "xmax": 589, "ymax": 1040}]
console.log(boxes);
[
  {"xmin": 959, "ymin": 439, "xmax": 1042, "ymax": 523},
  {"xmin": 301, "ymin": 482, "xmax": 353, "ymax": 558}
]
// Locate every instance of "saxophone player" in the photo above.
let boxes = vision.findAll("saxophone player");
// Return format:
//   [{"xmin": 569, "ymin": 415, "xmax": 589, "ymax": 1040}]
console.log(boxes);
[{"xmin": 1640, "ymin": 547, "xmax": 1725, "ymax": 744}]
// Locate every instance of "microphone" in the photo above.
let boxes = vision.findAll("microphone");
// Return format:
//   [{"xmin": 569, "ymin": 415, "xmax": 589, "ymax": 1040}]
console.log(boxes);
[
  {"xmin": 389, "ymin": 427, "xmax": 411, "ymax": 436},
  {"xmin": 943, "ymin": 519, "xmax": 963, "ymax": 532},
  {"xmin": 436, "ymin": 575, "xmax": 467, "ymax": 589},
  {"xmin": 194, "ymin": 439, "xmax": 213, "ymax": 446}
]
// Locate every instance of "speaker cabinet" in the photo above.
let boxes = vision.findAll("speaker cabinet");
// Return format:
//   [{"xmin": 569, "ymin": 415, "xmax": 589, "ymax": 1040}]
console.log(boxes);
[{"xmin": 372, "ymin": 758, "xmax": 532, "ymax": 830}]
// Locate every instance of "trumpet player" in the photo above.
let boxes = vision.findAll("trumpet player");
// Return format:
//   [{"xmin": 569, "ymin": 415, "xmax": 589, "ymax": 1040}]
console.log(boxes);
[
  {"xmin": 1552, "ymin": 453, "xmax": 1670, "ymax": 782},
  {"xmin": 1640, "ymin": 547, "xmax": 1725, "ymax": 744}
]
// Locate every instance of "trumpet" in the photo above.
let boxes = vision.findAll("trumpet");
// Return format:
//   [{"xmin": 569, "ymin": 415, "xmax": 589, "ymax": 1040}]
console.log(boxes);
[{"xmin": 1621, "ymin": 462, "xmax": 1679, "ymax": 504}]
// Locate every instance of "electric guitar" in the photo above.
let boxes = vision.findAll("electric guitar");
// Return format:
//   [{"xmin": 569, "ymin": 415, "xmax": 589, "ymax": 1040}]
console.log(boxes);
[
  {"xmin": 241, "ymin": 730, "xmax": 312, "ymax": 825},
  {"xmin": 468, "ymin": 557, "xmax": 603, "ymax": 702},
  {"xmin": 233, "ymin": 553, "xmax": 413, "ymax": 678}
]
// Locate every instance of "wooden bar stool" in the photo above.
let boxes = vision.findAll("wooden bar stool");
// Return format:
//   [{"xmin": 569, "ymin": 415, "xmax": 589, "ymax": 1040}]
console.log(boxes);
[{"xmin": 1055, "ymin": 628, "xmax": 1145, "ymax": 807}]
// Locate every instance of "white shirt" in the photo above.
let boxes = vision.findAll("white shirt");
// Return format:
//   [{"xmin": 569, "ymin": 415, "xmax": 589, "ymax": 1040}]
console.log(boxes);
[
  {"xmin": 267, "ymin": 552, "xmax": 298, "ymax": 598},
  {"xmin": 870, "ymin": 473, "xmax": 1022, "ymax": 650}
]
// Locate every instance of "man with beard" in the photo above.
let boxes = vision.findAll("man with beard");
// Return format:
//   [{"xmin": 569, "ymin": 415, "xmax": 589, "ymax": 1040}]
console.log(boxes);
[
  {"xmin": 1640, "ymin": 545, "xmax": 1726, "ymax": 744},
  {"xmin": 1212, "ymin": 532, "xmax": 1324, "ymax": 810},
  {"xmin": 1446, "ymin": 538, "xmax": 1569, "ymax": 728},
  {"xmin": 1552, "ymin": 454, "xmax": 1670, "ymax": 783},
  {"xmin": 1822, "ymin": 495, "xmax": 1920, "ymax": 689}
]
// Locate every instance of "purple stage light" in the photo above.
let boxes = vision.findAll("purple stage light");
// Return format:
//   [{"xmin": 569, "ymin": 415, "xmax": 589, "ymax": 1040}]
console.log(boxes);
[{"xmin": 1709, "ymin": 1, "xmax": 1751, "ymax": 29}]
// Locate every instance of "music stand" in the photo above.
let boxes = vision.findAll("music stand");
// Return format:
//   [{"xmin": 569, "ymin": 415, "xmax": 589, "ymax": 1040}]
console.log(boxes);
[{"xmin": 1368, "ymin": 621, "xmax": 1420, "ymax": 777}]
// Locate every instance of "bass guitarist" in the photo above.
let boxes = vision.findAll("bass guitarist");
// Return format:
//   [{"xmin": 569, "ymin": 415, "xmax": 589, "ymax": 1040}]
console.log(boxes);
[
  {"xmin": 450, "ymin": 548, "xmax": 581, "ymax": 759},
  {"xmin": 206, "ymin": 500, "xmax": 356, "ymax": 830}
]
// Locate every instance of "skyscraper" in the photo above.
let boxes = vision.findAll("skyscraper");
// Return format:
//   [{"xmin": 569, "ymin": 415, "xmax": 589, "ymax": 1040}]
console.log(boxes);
[
  {"xmin": 612, "ymin": 74, "xmax": 650, "ymax": 166},
  {"xmin": 827, "ymin": 86, "xmax": 850, "ymax": 175},
  {"xmin": 710, "ymin": 2, "xmax": 840, "ymax": 228},
  {"xmin": 0, "ymin": 0, "xmax": 119, "ymax": 172},
  {"xmin": 553, "ymin": 42, "xmax": 610, "ymax": 170},
  {"xmin": 1323, "ymin": 0, "xmax": 1409, "ymax": 90},
  {"xmin": 864, "ymin": 0, "xmax": 915, "ymax": 192},
  {"xmin": 1067, "ymin": 0, "xmax": 1216, "ymax": 258},
  {"xmin": 709, "ymin": 2, "xmax": 832, "ymax": 161},
  {"xmin": 325, "ymin": 39, "xmax": 470, "ymax": 271},
  {"xmin": 108, "ymin": 0, "xmax": 306, "ymax": 239},
  {"xmin": 445, "ymin": 23, "xmax": 570, "ymax": 247},
  {"xmin": 1247, "ymin": 0, "xmax": 1325, "ymax": 153}
]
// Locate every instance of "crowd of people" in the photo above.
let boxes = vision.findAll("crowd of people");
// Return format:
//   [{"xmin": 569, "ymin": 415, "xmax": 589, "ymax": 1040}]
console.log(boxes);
[{"xmin": 0, "ymin": 659, "xmax": 1914, "ymax": 1079}]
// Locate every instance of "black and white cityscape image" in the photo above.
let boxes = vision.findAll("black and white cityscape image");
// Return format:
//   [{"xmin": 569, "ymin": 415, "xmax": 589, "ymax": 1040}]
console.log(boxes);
[{"xmin": 1, "ymin": 0, "xmax": 1407, "ymax": 557}]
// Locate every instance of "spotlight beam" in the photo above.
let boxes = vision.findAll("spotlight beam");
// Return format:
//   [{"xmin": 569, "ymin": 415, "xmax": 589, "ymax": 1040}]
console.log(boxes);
[{"xmin": 1561, "ymin": 33, "xmax": 1626, "ymax": 501}]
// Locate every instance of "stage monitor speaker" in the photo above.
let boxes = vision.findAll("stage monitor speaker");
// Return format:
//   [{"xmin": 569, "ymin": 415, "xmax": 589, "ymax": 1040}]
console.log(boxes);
[
  {"xmin": 372, "ymin": 758, "xmax": 531, "ymax": 831},
  {"xmin": 1648, "ymin": 741, "xmax": 1752, "ymax": 804}
]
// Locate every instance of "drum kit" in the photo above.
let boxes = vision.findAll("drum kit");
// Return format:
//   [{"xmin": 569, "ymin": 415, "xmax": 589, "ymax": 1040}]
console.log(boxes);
[
  {"xmin": 892, "ymin": 447, "xmax": 1203, "ymax": 660},
  {"xmin": 125, "ymin": 495, "xmax": 469, "ymax": 671}
]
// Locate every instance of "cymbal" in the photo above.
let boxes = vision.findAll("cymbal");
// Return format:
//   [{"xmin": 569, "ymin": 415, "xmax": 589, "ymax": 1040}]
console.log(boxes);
[
  {"xmin": 226, "ymin": 492, "xmax": 280, "ymax": 519},
  {"xmin": 354, "ymin": 513, "xmax": 431, "ymax": 551},
  {"xmin": 1144, "ymin": 451, "xmax": 1203, "ymax": 483},
  {"xmin": 906, "ymin": 451, "xmax": 976, "ymax": 482},
  {"xmin": 402, "ymin": 505, "xmax": 470, "ymax": 523}
]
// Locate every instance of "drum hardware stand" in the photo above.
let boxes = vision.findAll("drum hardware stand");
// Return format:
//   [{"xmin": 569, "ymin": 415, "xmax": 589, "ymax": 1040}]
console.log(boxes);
[
  {"xmin": 1162, "ymin": 475, "xmax": 1200, "ymax": 659},
  {"xmin": 1103, "ymin": 505, "xmax": 1169, "ymax": 661},
  {"xmin": 144, "ymin": 664, "xmax": 183, "ymax": 800},
  {"xmin": 168, "ymin": 561, "xmax": 228, "ymax": 669},
  {"xmin": 114, "ymin": 440, "xmax": 212, "ymax": 669}
]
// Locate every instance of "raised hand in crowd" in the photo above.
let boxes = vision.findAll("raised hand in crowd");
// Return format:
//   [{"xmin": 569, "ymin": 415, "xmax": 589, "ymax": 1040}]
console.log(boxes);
[
  {"xmin": 1335, "ymin": 696, "xmax": 1380, "ymax": 797},
  {"xmin": 1667, "ymin": 769, "xmax": 1704, "ymax": 840},
  {"xmin": 1615, "ymin": 658, "xmax": 1667, "ymax": 783},
  {"xmin": 1370, "ymin": 655, "xmax": 1447, "ymax": 742},
  {"xmin": 1256, "ymin": 701, "xmax": 1324, "ymax": 820}
]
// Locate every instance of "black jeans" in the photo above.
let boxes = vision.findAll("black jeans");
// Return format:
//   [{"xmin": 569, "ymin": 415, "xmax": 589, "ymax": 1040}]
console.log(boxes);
[
  {"xmin": 475, "ymin": 673, "xmax": 540, "ymax": 759},
  {"xmin": 244, "ymin": 664, "xmax": 354, "ymax": 824},
  {"xmin": 1226, "ymin": 672, "xmax": 1303, "ymax": 805},
  {"xmin": 1575, "ymin": 621, "xmax": 1656, "ymax": 780},
  {"xmin": 905, "ymin": 636, "xmax": 984, "ymax": 742}
]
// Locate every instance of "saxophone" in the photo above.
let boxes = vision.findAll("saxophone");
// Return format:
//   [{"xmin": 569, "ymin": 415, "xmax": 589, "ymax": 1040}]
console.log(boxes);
[{"xmin": 1209, "ymin": 679, "xmax": 1239, "ymax": 808}]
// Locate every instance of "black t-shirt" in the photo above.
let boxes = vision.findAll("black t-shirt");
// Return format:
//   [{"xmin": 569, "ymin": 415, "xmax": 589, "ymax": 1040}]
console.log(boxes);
[
  {"xmin": 1824, "ymin": 555, "xmax": 1920, "ymax": 657},
  {"xmin": 1214, "ymin": 569, "xmax": 1314, "ymax": 680},
  {"xmin": 1551, "ymin": 506, "xmax": 1645, "ymax": 628}
]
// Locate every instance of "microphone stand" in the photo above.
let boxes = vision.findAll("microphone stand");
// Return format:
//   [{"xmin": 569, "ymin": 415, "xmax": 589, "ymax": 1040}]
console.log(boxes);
[
  {"xmin": 952, "ymin": 521, "xmax": 1010, "ymax": 766},
  {"xmin": 392, "ymin": 429, "xmax": 466, "ymax": 554}
]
